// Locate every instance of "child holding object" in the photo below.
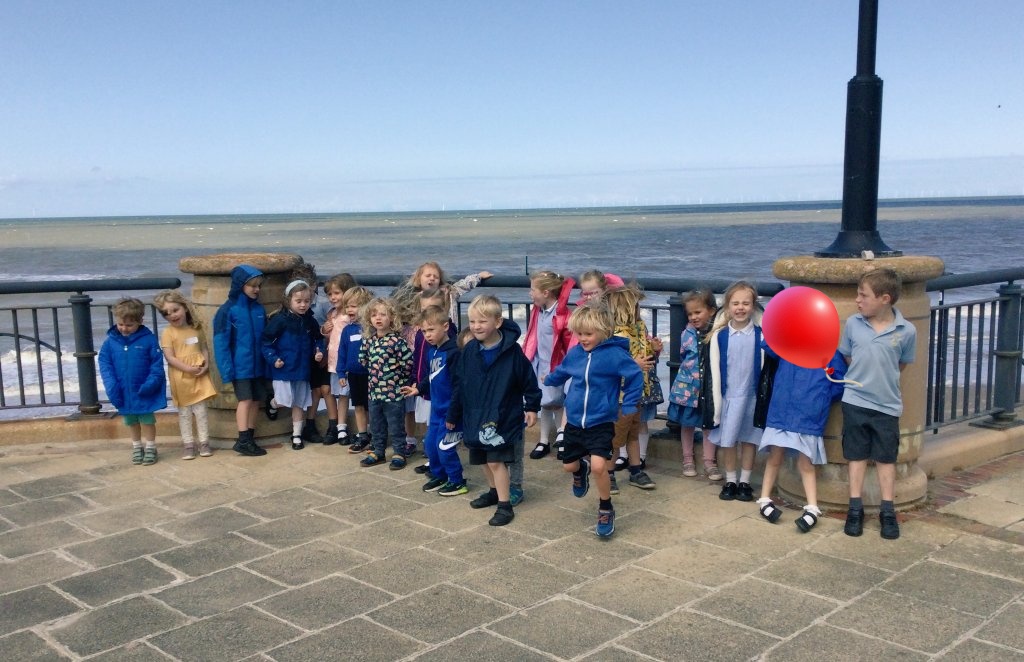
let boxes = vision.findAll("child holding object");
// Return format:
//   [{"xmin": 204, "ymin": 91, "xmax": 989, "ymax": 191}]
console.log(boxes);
[
  {"xmin": 840, "ymin": 268, "xmax": 916, "ymax": 540},
  {"xmin": 154, "ymin": 290, "xmax": 218, "ymax": 460},
  {"xmin": 99, "ymin": 298, "xmax": 167, "ymax": 465},
  {"xmin": 755, "ymin": 348, "xmax": 846, "ymax": 532},
  {"xmin": 213, "ymin": 264, "xmax": 269, "ymax": 457},
  {"xmin": 545, "ymin": 305, "xmax": 644, "ymax": 537},
  {"xmin": 261, "ymin": 280, "xmax": 325, "ymax": 450}
]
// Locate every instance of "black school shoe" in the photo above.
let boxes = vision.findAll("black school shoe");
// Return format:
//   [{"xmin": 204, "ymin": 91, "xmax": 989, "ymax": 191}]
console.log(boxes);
[
  {"xmin": 736, "ymin": 482, "xmax": 754, "ymax": 502},
  {"xmin": 719, "ymin": 482, "xmax": 738, "ymax": 500},
  {"xmin": 488, "ymin": 505, "xmax": 514, "ymax": 526},
  {"xmin": 844, "ymin": 508, "xmax": 865, "ymax": 537},
  {"xmin": 879, "ymin": 511, "xmax": 900, "ymax": 539},
  {"xmin": 301, "ymin": 420, "xmax": 323, "ymax": 444}
]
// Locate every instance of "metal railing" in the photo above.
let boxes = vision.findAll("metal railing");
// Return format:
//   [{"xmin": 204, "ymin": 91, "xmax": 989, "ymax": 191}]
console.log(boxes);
[{"xmin": 1, "ymin": 271, "xmax": 1021, "ymax": 432}]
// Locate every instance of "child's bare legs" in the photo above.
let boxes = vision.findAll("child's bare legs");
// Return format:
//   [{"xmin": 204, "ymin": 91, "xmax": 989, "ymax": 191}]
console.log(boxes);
[
  {"xmin": 797, "ymin": 453, "xmax": 818, "ymax": 506},
  {"xmin": 236, "ymin": 399, "xmax": 258, "ymax": 433},
  {"xmin": 336, "ymin": 394, "xmax": 350, "ymax": 431},
  {"xmin": 486, "ymin": 462, "xmax": 510, "ymax": 501},
  {"xmin": 128, "ymin": 421, "xmax": 142, "ymax": 447},
  {"xmin": 740, "ymin": 441, "xmax": 756, "ymax": 477},
  {"xmin": 759, "ymin": 446, "xmax": 785, "ymax": 500},
  {"xmin": 590, "ymin": 455, "xmax": 611, "ymax": 499},
  {"xmin": 876, "ymin": 462, "xmax": 896, "ymax": 501},
  {"xmin": 625, "ymin": 437, "xmax": 642, "ymax": 466},
  {"xmin": 847, "ymin": 459, "xmax": 867, "ymax": 499},
  {"xmin": 721, "ymin": 444, "xmax": 738, "ymax": 476},
  {"xmin": 353, "ymin": 405, "xmax": 368, "ymax": 434}
]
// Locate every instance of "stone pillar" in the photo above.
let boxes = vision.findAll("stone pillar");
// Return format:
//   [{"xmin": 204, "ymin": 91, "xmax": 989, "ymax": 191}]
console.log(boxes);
[
  {"xmin": 771, "ymin": 255, "xmax": 944, "ymax": 511},
  {"xmin": 178, "ymin": 252, "xmax": 303, "ymax": 447}
]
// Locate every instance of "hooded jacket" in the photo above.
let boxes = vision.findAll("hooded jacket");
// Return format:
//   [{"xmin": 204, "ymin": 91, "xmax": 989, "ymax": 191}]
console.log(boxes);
[
  {"xmin": 416, "ymin": 336, "xmax": 461, "ymax": 425},
  {"xmin": 545, "ymin": 335, "xmax": 644, "ymax": 428},
  {"xmin": 447, "ymin": 318, "xmax": 541, "ymax": 450},
  {"xmin": 98, "ymin": 325, "xmax": 167, "ymax": 414},
  {"xmin": 522, "ymin": 277, "xmax": 576, "ymax": 372},
  {"xmin": 213, "ymin": 265, "xmax": 267, "ymax": 383},
  {"xmin": 261, "ymin": 308, "xmax": 325, "ymax": 382}
]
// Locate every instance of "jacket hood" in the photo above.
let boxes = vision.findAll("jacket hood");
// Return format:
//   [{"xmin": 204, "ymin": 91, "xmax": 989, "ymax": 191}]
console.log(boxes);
[
  {"xmin": 594, "ymin": 335, "xmax": 630, "ymax": 353},
  {"xmin": 228, "ymin": 265, "xmax": 264, "ymax": 301},
  {"xmin": 496, "ymin": 317, "xmax": 522, "ymax": 351},
  {"xmin": 106, "ymin": 324, "xmax": 154, "ymax": 344}
]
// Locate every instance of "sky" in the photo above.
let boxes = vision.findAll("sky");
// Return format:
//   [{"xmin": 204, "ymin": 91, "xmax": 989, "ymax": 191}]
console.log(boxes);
[{"xmin": 1, "ymin": 1, "xmax": 1021, "ymax": 218}]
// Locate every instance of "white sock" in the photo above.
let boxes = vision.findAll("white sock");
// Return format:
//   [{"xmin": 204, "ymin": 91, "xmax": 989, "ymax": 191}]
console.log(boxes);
[
  {"xmin": 132, "ymin": 440, "xmax": 143, "ymax": 449},
  {"xmin": 339, "ymin": 423, "xmax": 347, "ymax": 430},
  {"xmin": 638, "ymin": 430, "xmax": 650, "ymax": 459},
  {"xmin": 618, "ymin": 446, "xmax": 628, "ymax": 459},
  {"xmin": 725, "ymin": 471, "xmax": 738, "ymax": 483},
  {"xmin": 756, "ymin": 497, "xmax": 773, "ymax": 506},
  {"xmin": 538, "ymin": 409, "xmax": 555, "ymax": 443},
  {"xmin": 740, "ymin": 469, "xmax": 752, "ymax": 484},
  {"xmin": 804, "ymin": 504, "xmax": 822, "ymax": 516},
  {"xmin": 292, "ymin": 420, "xmax": 303, "ymax": 437}
]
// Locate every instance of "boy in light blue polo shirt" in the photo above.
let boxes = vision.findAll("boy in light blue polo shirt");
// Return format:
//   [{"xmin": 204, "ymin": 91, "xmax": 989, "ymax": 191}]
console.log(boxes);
[{"xmin": 839, "ymin": 268, "xmax": 916, "ymax": 540}]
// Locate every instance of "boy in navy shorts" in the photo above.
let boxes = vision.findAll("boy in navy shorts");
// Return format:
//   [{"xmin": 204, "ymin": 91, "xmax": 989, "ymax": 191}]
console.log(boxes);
[
  {"xmin": 545, "ymin": 305, "xmax": 644, "ymax": 537},
  {"xmin": 839, "ymin": 268, "xmax": 916, "ymax": 540}
]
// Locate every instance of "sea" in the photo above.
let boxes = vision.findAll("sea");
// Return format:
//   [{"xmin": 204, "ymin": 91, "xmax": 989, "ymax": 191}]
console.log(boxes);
[{"xmin": 2, "ymin": 196, "xmax": 1022, "ymax": 415}]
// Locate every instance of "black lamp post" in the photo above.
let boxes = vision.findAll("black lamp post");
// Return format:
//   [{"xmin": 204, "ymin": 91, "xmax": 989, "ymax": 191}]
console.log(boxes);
[{"xmin": 817, "ymin": 0, "xmax": 901, "ymax": 257}]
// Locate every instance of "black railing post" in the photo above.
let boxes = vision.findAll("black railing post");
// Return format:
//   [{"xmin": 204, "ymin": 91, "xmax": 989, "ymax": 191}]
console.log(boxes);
[
  {"xmin": 69, "ymin": 291, "xmax": 102, "ymax": 416},
  {"xmin": 974, "ymin": 282, "xmax": 1024, "ymax": 428}
]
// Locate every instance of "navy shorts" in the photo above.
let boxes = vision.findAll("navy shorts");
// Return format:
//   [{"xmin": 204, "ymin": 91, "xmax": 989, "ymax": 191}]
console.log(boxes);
[
  {"xmin": 347, "ymin": 372, "xmax": 370, "ymax": 408},
  {"xmin": 842, "ymin": 402, "xmax": 900, "ymax": 464},
  {"xmin": 560, "ymin": 422, "xmax": 615, "ymax": 464}
]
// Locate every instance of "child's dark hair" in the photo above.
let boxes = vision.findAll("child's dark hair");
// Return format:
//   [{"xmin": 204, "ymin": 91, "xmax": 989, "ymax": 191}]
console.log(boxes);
[
  {"xmin": 289, "ymin": 259, "xmax": 318, "ymax": 291},
  {"xmin": 281, "ymin": 279, "xmax": 311, "ymax": 314},
  {"xmin": 859, "ymin": 268, "xmax": 902, "ymax": 304},
  {"xmin": 681, "ymin": 288, "xmax": 717, "ymax": 314},
  {"xmin": 324, "ymin": 273, "xmax": 356, "ymax": 293},
  {"xmin": 112, "ymin": 298, "xmax": 145, "ymax": 323},
  {"xmin": 154, "ymin": 290, "xmax": 201, "ymax": 329}
]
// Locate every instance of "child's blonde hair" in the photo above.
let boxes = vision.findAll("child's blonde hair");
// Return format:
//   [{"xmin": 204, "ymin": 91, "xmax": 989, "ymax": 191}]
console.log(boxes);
[
  {"xmin": 530, "ymin": 270, "xmax": 565, "ymax": 295},
  {"xmin": 419, "ymin": 287, "xmax": 446, "ymax": 308},
  {"xmin": 112, "ymin": 298, "xmax": 145, "ymax": 323},
  {"xmin": 342, "ymin": 285, "xmax": 374, "ymax": 310},
  {"xmin": 467, "ymin": 294, "xmax": 503, "ymax": 320},
  {"xmin": 418, "ymin": 304, "xmax": 450, "ymax": 328},
  {"xmin": 604, "ymin": 285, "xmax": 645, "ymax": 327},
  {"xmin": 154, "ymin": 290, "xmax": 201, "ymax": 329},
  {"xmin": 859, "ymin": 268, "xmax": 902, "ymax": 304},
  {"xmin": 567, "ymin": 304, "xmax": 614, "ymax": 341},
  {"xmin": 578, "ymin": 270, "xmax": 608, "ymax": 289},
  {"xmin": 409, "ymin": 261, "xmax": 447, "ymax": 289},
  {"xmin": 707, "ymin": 280, "xmax": 762, "ymax": 338},
  {"xmin": 361, "ymin": 297, "xmax": 403, "ymax": 335}
]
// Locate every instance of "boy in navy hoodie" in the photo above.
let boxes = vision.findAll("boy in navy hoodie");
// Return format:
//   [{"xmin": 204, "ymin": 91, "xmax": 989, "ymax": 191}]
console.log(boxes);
[
  {"xmin": 402, "ymin": 305, "xmax": 467, "ymax": 495},
  {"xmin": 99, "ymin": 298, "xmax": 167, "ymax": 465},
  {"xmin": 545, "ymin": 305, "xmax": 644, "ymax": 537},
  {"xmin": 213, "ymin": 264, "xmax": 268, "ymax": 457},
  {"xmin": 448, "ymin": 295, "xmax": 541, "ymax": 527}
]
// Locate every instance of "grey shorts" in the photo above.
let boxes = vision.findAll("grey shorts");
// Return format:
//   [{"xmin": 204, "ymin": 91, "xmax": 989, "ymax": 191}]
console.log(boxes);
[
  {"xmin": 842, "ymin": 402, "xmax": 900, "ymax": 464},
  {"xmin": 233, "ymin": 378, "xmax": 269, "ymax": 402}
]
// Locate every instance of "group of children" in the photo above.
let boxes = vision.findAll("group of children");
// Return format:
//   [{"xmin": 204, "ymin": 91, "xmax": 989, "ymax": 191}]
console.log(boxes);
[{"xmin": 98, "ymin": 261, "xmax": 914, "ymax": 540}]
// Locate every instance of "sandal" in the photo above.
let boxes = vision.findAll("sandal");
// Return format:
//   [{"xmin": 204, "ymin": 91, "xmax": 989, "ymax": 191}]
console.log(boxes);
[
  {"xmin": 529, "ymin": 442, "xmax": 550, "ymax": 460},
  {"xmin": 389, "ymin": 455, "xmax": 407, "ymax": 470},
  {"xmin": 796, "ymin": 507, "xmax": 819, "ymax": 533},
  {"xmin": 758, "ymin": 499, "xmax": 782, "ymax": 523},
  {"xmin": 264, "ymin": 394, "xmax": 279, "ymax": 421}
]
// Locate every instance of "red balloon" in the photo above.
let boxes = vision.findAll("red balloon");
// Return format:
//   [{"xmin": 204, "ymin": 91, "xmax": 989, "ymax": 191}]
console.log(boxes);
[{"xmin": 762, "ymin": 286, "xmax": 840, "ymax": 369}]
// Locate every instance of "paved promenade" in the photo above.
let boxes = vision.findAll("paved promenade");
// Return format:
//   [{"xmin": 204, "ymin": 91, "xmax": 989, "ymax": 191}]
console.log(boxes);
[{"xmin": 1, "ymin": 433, "xmax": 1021, "ymax": 661}]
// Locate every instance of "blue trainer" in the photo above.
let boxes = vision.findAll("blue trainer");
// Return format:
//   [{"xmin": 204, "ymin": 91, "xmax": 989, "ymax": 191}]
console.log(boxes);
[
  {"xmin": 509, "ymin": 486, "xmax": 524, "ymax": 506},
  {"xmin": 596, "ymin": 508, "xmax": 615, "ymax": 537},
  {"xmin": 572, "ymin": 459, "xmax": 590, "ymax": 498}
]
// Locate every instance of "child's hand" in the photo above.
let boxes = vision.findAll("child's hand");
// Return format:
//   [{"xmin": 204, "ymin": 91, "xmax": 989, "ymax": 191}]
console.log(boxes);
[
  {"xmin": 649, "ymin": 336, "xmax": 663, "ymax": 352},
  {"xmin": 322, "ymin": 319, "xmax": 334, "ymax": 333},
  {"xmin": 524, "ymin": 411, "xmax": 537, "ymax": 427},
  {"xmin": 400, "ymin": 385, "xmax": 417, "ymax": 397},
  {"xmin": 635, "ymin": 355, "xmax": 654, "ymax": 371},
  {"xmin": 274, "ymin": 358, "xmax": 284, "ymax": 369},
  {"xmin": 339, "ymin": 378, "xmax": 347, "ymax": 387},
  {"xmin": 479, "ymin": 270, "xmax": 493, "ymax": 279},
  {"xmin": 445, "ymin": 421, "xmax": 455, "ymax": 430}
]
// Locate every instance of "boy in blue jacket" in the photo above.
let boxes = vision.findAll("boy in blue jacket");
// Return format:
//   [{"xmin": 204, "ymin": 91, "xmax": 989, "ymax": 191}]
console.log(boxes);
[
  {"xmin": 448, "ymin": 295, "xmax": 541, "ymax": 527},
  {"xmin": 755, "ymin": 346, "xmax": 846, "ymax": 532},
  {"xmin": 99, "ymin": 298, "xmax": 167, "ymax": 465},
  {"xmin": 545, "ymin": 305, "xmax": 644, "ymax": 538},
  {"xmin": 213, "ymin": 264, "xmax": 268, "ymax": 457},
  {"xmin": 401, "ymin": 305, "xmax": 467, "ymax": 495}
]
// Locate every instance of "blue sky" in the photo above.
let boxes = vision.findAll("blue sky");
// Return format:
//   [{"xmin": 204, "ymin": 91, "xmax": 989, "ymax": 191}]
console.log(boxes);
[{"xmin": 1, "ymin": 1, "xmax": 1021, "ymax": 217}]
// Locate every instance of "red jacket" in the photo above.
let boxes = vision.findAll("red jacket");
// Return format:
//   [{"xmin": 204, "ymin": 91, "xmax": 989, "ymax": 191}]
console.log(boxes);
[{"xmin": 523, "ymin": 277, "xmax": 576, "ymax": 372}]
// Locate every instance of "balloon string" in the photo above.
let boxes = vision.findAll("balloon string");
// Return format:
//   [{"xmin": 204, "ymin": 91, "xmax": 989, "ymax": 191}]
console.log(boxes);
[{"xmin": 824, "ymin": 371, "xmax": 862, "ymax": 388}]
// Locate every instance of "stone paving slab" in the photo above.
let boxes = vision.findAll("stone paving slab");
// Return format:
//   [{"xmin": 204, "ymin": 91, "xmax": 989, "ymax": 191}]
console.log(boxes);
[{"xmin": 0, "ymin": 441, "xmax": 1021, "ymax": 661}]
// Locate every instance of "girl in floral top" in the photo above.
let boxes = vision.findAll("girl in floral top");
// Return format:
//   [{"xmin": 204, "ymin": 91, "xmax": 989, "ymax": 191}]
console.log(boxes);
[
  {"xmin": 357, "ymin": 297, "xmax": 414, "ymax": 469},
  {"xmin": 667, "ymin": 289, "xmax": 719, "ymax": 479}
]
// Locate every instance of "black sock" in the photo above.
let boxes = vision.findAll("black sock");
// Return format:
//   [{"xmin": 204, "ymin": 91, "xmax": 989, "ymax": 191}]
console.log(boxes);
[
  {"xmin": 497, "ymin": 500, "xmax": 511, "ymax": 510},
  {"xmin": 628, "ymin": 464, "xmax": 642, "ymax": 476},
  {"xmin": 599, "ymin": 498, "xmax": 613, "ymax": 510},
  {"xmin": 880, "ymin": 500, "xmax": 895, "ymax": 513},
  {"xmin": 328, "ymin": 418, "xmax": 338, "ymax": 428},
  {"xmin": 488, "ymin": 487, "xmax": 498, "ymax": 498},
  {"xmin": 849, "ymin": 497, "xmax": 863, "ymax": 511}
]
